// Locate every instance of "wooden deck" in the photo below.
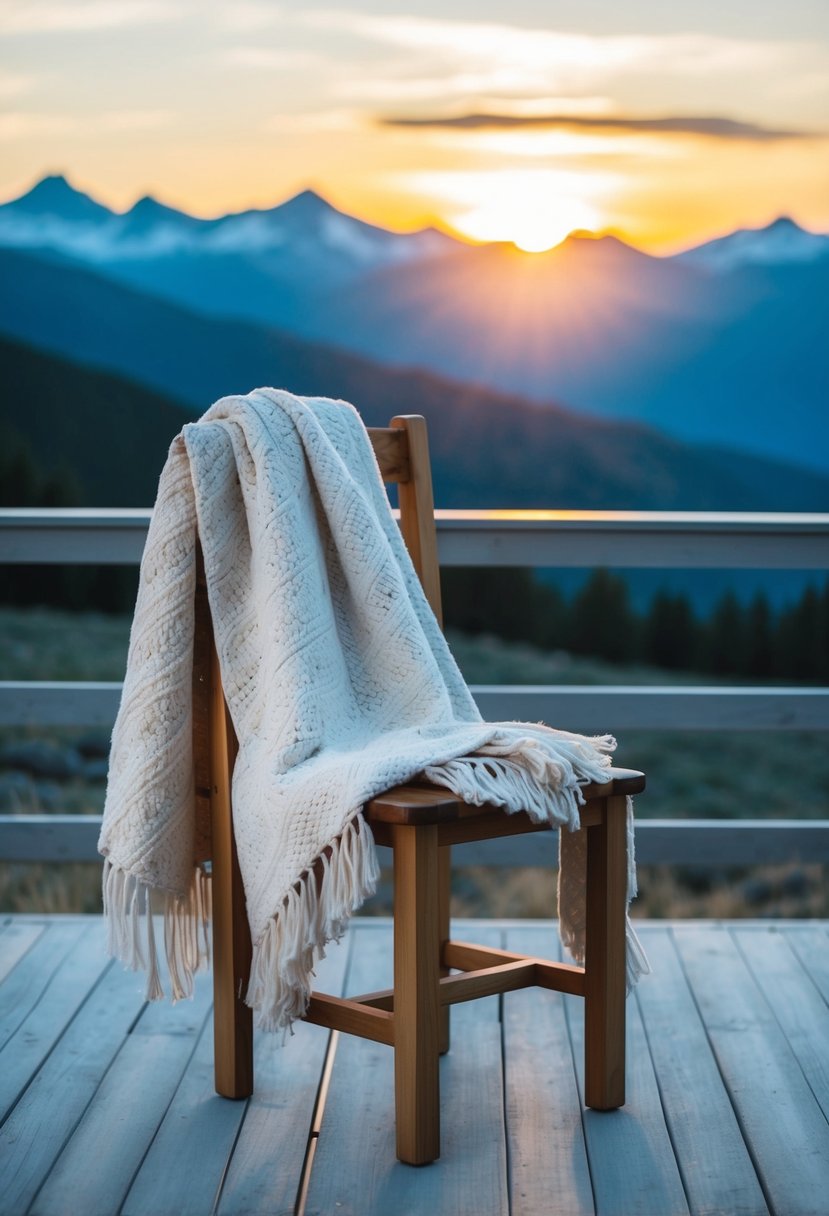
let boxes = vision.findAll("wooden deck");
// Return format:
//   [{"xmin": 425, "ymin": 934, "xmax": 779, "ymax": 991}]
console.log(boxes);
[{"xmin": 1, "ymin": 917, "xmax": 828, "ymax": 1216}]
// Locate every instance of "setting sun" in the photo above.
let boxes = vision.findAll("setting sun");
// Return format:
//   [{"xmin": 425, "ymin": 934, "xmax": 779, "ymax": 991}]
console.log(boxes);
[
  {"xmin": 457, "ymin": 192, "xmax": 602, "ymax": 251},
  {"xmin": 396, "ymin": 169, "xmax": 611, "ymax": 251}
]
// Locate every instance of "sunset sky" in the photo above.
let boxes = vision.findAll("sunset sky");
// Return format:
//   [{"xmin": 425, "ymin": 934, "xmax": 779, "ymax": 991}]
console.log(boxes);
[{"xmin": 1, "ymin": 0, "xmax": 828, "ymax": 252}]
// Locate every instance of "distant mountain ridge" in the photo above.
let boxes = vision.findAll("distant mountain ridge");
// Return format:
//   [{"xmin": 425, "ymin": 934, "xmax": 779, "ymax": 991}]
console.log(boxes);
[
  {"xmin": 677, "ymin": 216, "xmax": 829, "ymax": 270},
  {"xmin": 2, "ymin": 248, "xmax": 828, "ymax": 514},
  {"xmin": 0, "ymin": 173, "xmax": 454, "ymax": 266},
  {"xmin": 1, "ymin": 173, "xmax": 827, "ymax": 475},
  {"xmin": 4, "ymin": 173, "xmax": 827, "ymax": 267}
]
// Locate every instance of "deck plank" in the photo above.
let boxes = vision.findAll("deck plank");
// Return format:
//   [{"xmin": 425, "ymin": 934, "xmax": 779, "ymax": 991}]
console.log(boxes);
[
  {"xmin": 0, "ymin": 917, "xmax": 46, "ymax": 984},
  {"xmin": 567, "ymin": 947, "xmax": 690, "ymax": 1215},
  {"xmin": 503, "ymin": 925, "xmax": 594, "ymax": 1216},
  {"xmin": 1, "ymin": 918, "xmax": 828, "ymax": 1216},
  {"xmin": 29, "ymin": 973, "xmax": 213, "ymax": 1216},
  {"xmin": 732, "ymin": 925, "xmax": 829, "ymax": 1125},
  {"xmin": 674, "ymin": 924, "xmax": 829, "ymax": 1216},
  {"xmin": 214, "ymin": 937, "xmax": 352, "ymax": 1216},
  {"xmin": 121, "ymin": 1018, "xmax": 244, "ymax": 1216},
  {"xmin": 783, "ymin": 924, "xmax": 829, "ymax": 1003},
  {"xmin": 0, "ymin": 919, "xmax": 87, "ymax": 1054},
  {"xmin": 0, "ymin": 919, "xmax": 111, "ymax": 1119},
  {"xmin": 0, "ymin": 960, "xmax": 148, "ymax": 1216},
  {"xmin": 304, "ymin": 924, "xmax": 509, "ymax": 1216},
  {"xmin": 635, "ymin": 928, "xmax": 769, "ymax": 1216}
]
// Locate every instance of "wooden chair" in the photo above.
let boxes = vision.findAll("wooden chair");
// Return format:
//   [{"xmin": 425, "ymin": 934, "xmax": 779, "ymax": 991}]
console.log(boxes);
[{"xmin": 193, "ymin": 414, "xmax": 645, "ymax": 1165}]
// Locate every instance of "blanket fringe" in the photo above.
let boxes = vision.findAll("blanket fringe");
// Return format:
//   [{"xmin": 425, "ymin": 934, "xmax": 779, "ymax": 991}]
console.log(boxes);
[
  {"xmin": 425, "ymin": 736, "xmax": 649, "ymax": 992},
  {"xmin": 102, "ymin": 858, "xmax": 212, "ymax": 1002},
  {"xmin": 422, "ymin": 728, "xmax": 615, "ymax": 830},
  {"xmin": 246, "ymin": 814, "xmax": 380, "ymax": 1032},
  {"xmin": 557, "ymin": 794, "xmax": 650, "ymax": 991}
]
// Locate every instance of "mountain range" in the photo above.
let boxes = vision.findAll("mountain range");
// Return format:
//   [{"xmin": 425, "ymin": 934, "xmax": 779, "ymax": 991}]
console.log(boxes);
[
  {"xmin": 1, "ymin": 172, "xmax": 827, "ymax": 492},
  {"xmin": 2, "ymin": 248, "xmax": 828, "ymax": 514}
]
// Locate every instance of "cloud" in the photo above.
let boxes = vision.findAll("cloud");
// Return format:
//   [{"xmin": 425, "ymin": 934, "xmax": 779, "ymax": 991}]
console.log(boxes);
[
  {"xmin": 0, "ymin": 1, "xmax": 180, "ymax": 34},
  {"xmin": 222, "ymin": 47, "xmax": 327, "ymax": 72},
  {"xmin": 211, "ymin": 2, "xmax": 282, "ymax": 33},
  {"xmin": 0, "ymin": 112, "xmax": 75, "ymax": 139},
  {"xmin": 263, "ymin": 109, "xmax": 357, "ymax": 134},
  {"xmin": 0, "ymin": 72, "xmax": 41, "ymax": 98},
  {"xmin": 379, "ymin": 112, "xmax": 810, "ymax": 142},
  {"xmin": 294, "ymin": 12, "xmax": 829, "ymax": 128},
  {"xmin": 301, "ymin": 12, "xmax": 789, "ymax": 82},
  {"xmin": 0, "ymin": 109, "xmax": 170, "ymax": 139}
]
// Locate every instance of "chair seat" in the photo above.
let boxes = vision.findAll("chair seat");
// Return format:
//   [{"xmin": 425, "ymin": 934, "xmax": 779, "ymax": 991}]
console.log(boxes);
[{"xmin": 365, "ymin": 766, "xmax": 646, "ymax": 825}]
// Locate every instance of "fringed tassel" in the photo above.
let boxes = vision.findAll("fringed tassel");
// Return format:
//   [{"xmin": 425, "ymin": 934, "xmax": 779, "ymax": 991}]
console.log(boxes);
[
  {"xmin": 624, "ymin": 795, "xmax": 650, "ymax": 986},
  {"xmin": 423, "ymin": 732, "xmax": 650, "ymax": 993},
  {"xmin": 422, "ymin": 728, "xmax": 615, "ymax": 832},
  {"xmin": 556, "ymin": 795, "xmax": 650, "ymax": 992},
  {"xmin": 101, "ymin": 858, "xmax": 212, "ymax": 1003},
  {"xmin": 246, "ymin": 814, "xmax": 380, "ymax": 1032}
]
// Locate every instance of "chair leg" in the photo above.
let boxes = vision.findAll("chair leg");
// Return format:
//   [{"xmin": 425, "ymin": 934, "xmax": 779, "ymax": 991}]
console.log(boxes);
[
  {"xmin": 210, "ymin": 651, "xmax": 253, "ymax": 1100},
  {"xmin": 584, "ymin": 794, "xmax": 627, "ymax": 1110},
  {"xmin": 438, "ymin": 844, "xmax": 451, "ymax": 1056},
  {"xmin": 393, "ymin": 823, "xmax": 442, "ymax": 1164},
  {"xmin": 212, "ymin": 822, "xmax": 254, "ymax": 1099}
]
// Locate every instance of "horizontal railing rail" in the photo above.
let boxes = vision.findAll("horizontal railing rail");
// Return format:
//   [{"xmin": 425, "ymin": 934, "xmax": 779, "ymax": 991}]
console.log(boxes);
[
  {"xmin": 1, "ymin": 508, "xmax": 827, "ymax": 869},
  {"xmin": 3, "ymin": 814, "xmax": 828, "ymax": 866},
  {"xmin": 1, "ymin": 680, "xmax": 827, "ymax": 732},
  {"xmin": 2, "ymin": 507, "xmax": 828, "ymax": 567}
]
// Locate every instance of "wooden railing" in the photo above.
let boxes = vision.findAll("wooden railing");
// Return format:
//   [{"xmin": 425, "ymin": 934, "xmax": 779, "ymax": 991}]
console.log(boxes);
[{"xmin": 2, "ymin": 508, "xmax": 828, "ymax": 866}]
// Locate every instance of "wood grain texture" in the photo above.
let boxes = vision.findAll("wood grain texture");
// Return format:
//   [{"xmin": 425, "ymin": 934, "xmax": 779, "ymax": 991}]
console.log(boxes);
[
  {"xmin": 2, "ymin": 919, "xmax": 828, "ymax": 1216},
  {"xmin": 0, "ymin": 944, "xmax": 148, "ymax": 1216},
  {"xmin": 304, "ymin": 992, "xmax": 394, "ymax": 1044},
  {"xmin": 439, "ymin": 960, "xmax": 537, "ymax": 1004},
  {"xmin": 304, "ymin": 924, "xmax": 509, "ymax": 1216},
  {"xmin": 0, "ymin": 919, "xmax": 86, "ymax": 1054},
  {"xmin": 30, "ymin": 982, "xmax": 213, "ymax": 1216},
  {"xmin": 584, "ymin": 795, "xmax": 627, "ymax": 1110},
  {"xmin": 122, "ymin": 1018, "xmax": 249, "ymax": 1216},
  {"xmin": 365, "ymin": 770, "xmax": 643, "ymax": 826},
  {"xmin": 389, "ymin": 414, "xmax": 443, "ymax": 624},
  {"xmin": 674, "ymin": 924, "xmax": 829, "ymax": 1216},
  {"xmin": 209, "ymin": 636, "xmax": 253, "ymax": 1100},
  {"xmin": 215, "ymin": 937, "xmax": 351, "ymax": 1216},
  {"xmin": 504, "ymin": 926, "xmax": 594, "ymax": 1216},
  {"xmin": 444, "ymin": 939, "xmax": 586, "ymax": 996},
  {"xmin": 438, "ymin": 845, "xmax": 451, "ymax": 1054},
  {"xmin": 782, "ymin": 923, "xmax": 829, "ymax": 1004},
  {"xmin": 392, "ymin": 823, "xmax": 442, "ymax": 1163},
  {"xmin": 567, "ymin": 961, "xmax": 690, "ymax": 1216},
  {"xmin": 0, "ymin": 919, "xmax": 110, "ymax": 1118},
  {"xmin": 634, "ymin": 928, "xmax": 768, "ymax": 1216},
  {"xmin": 735, "ymin": 925, "xmax": 829, "ymax": 1127},
  {"xmin": 369, "ymin": 427, "xmax": 410, "ymax": 484},
  {"xmin": 0, "ymin": 917, "xmax": 46, "ymax": 984}
]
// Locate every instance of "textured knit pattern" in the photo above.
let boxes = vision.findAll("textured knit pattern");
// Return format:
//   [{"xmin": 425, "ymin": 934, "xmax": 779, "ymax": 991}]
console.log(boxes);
[{"xmin": 99, "ymin": 389, "xmax": 648, "ymax": 1029}]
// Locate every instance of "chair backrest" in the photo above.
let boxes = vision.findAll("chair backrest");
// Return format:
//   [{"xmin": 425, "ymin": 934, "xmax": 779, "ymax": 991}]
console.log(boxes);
[
  {"xmin": 191, "ymin": 413, "xmax": 440, "ymax": 859},
  {"xmin": 368, "ymin": 415, "xmax": 442, "ymax": 624}
]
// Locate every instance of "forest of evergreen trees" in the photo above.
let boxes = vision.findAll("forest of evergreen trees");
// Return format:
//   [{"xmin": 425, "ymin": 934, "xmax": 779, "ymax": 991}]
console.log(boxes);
[
  {"xmin": 0, "ymin": 423, "xmax": 139, "ymax": 612},
  {"xmin": 442, "ymin": 567, "xmax": 829, "ymax": 683}
]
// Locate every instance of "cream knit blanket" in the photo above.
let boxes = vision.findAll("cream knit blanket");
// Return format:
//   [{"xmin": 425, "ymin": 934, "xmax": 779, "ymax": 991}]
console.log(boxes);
[{"xmin": 99, "ymin": 389, "xmax": 648, "ymax": 1029}]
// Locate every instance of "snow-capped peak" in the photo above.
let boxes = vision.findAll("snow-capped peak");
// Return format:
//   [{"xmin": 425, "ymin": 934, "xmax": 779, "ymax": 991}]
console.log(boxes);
[{"xmin": 678, "ymin": 216, "xmax": 829, "ymax": 271}]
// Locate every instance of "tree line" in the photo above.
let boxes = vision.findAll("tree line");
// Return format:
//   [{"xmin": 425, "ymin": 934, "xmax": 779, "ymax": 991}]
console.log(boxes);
[
  {"xmin": 442, "ymin": 567, "xmax": 829, "ymax": 683},
  {"xmin": 1, "ymin": 423, "xmax": 139, "ymax": 613},
  {"xmin": 3, "ymin": 425, "xmax": 827, "ymax": 680}
]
